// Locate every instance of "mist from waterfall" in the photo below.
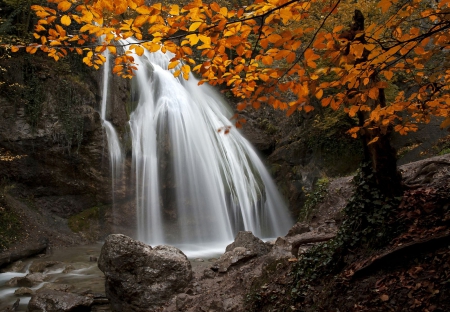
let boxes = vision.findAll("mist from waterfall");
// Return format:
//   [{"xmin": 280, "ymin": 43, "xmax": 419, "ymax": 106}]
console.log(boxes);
[{"xmin": 122, "ymin": 39, "xmax": 293, "ymax": 256}]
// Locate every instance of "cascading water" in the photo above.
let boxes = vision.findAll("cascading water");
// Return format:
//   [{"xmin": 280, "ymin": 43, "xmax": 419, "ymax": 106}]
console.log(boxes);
[
  {"xmin": 122, "ymin": 39, "xmax": 293, "ymax": 255},
  {"xmin": 100, "ymin": 50, "xmax": 123, "ymax": 184}
]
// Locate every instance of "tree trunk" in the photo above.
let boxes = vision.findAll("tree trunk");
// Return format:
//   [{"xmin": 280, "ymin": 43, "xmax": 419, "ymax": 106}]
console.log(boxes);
[{"xmin": 350, "ymin": 10, "xmax": 402, "ymax": 196}]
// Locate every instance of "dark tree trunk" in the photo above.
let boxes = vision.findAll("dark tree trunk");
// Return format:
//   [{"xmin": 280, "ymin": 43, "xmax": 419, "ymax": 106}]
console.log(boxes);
[{"xmin": 349, "ymin": 10, "xmax": 402, "ymax": 196}]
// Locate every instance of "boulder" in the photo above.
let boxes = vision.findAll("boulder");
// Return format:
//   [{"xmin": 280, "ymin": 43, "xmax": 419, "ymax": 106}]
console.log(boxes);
[
  {"xmin": 27, "ymin": 289, "xmax": 93, "ymax": 312},
  {"xmin": 98, "ymin": 234, "xmax": 192, "ymax": 312},
  {"xmin": 225, "ymin": 231, "xmax": 270, "ymax": 256},
  {"xmin": 211, "ymin": 247, "xmax": 257, "ymax": 273},
  {"xmin": 17, "ymin": 273, "xmax": 45, "ymax": 287}
]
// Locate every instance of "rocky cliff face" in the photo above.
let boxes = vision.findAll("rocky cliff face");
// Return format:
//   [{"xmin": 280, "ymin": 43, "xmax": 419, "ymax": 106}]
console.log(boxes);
[{"xmin": 0, "ymin": 52, "xmax": 132, "ymax": 248}]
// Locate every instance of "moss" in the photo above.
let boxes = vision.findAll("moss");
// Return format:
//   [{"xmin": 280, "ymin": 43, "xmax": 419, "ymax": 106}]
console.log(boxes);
[
  {"xmin": 298, "ymin": 177, "xmax": 329, "ymax": 222},
  {"xmin": 67, "ymin": 206, "xmax": 100, "ymax": 233}
]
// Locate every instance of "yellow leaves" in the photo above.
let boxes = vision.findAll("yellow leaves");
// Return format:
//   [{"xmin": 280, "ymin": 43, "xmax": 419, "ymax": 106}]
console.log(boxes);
[
  {"xmin": 134, "ymin": 15, "xmax": 148, "ymax": 27},
  {"xmin": 169, "ymin": 5, "xmax": 179, "ymax": 16},
  {"xmin": 136, "ymin": 6, "xmax": 151, "ymax": 15},
  {"xmin": 57, "ymin": 1, "xmax": 72, "ymax": 12},
  {"xmin": 189, "ymin": 22, "xmax": 202, "ymax": 32},
  {"xmin": 61, "ymin": 15, "xmax": 71, "ymax": 26},
  {"xmin": 168, "ymin": 60, "xmax": 179, "ymax": 70},
  {"xmin": 134, "ymin": 45, "xmax": 144, "ymax": 56},
  {"xmin": 186, "ymin": 34, "xmax": 199, "ymax": 46},
  {"xmin": 181, "ymin": 64, "xmax": 190, "ymax": 80}
]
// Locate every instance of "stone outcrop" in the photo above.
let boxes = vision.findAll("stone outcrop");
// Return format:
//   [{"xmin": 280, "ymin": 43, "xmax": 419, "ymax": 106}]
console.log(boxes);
[
  {"xmin": 225, "ymin": 231, "xmax": 270, "ymax": 256},
  {"xmin": 98, "ymin": 234, "xmax": 192, "ymax": 312},
  {"xmin": 27, "ymin": 289, "xmax": 93, "ymax": 312}
]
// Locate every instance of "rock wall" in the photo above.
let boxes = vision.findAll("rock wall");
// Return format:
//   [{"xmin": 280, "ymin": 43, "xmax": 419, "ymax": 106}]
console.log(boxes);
[{"xmin": 0, "ymin": 52, "xmax": 132, "ymax": 247}]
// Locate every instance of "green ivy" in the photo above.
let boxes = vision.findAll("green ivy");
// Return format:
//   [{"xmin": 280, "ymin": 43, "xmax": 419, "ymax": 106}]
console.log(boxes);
[
  {"xmin": 298, "ymin": 177, "xmax": 329, "ymax": 222},
  {"xmin": 290, "ymin": 162, "xmax": 402, "ymax": 301}
]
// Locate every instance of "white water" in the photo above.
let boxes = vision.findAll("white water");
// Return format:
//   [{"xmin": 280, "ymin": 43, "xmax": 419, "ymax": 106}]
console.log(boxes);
[
  {"xmin": 100, "ymin": 50, "xmax": 123, "ymax": 183},
  {"xmin": 119, "ymin": 39, "xmax": 293, "ymax": 255}
]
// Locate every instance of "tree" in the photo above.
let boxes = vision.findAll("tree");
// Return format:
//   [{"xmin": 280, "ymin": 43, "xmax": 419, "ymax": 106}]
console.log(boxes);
[{"xmin": 5, "ymin": 0, "xmax": 450, "ymax": 193}]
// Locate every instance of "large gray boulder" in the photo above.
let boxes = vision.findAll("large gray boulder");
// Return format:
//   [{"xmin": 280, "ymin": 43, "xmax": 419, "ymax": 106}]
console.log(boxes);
[
  {"xmin": 225, "ymin": 231, "xmax": 270, "ymax": 256},
  {"xmin": 27, "ymin": 289, "xmax": 93, "ymax": 312},
  {"xmin": 98, "ymin": 234, "xmax": 192, "ymax": 312}
]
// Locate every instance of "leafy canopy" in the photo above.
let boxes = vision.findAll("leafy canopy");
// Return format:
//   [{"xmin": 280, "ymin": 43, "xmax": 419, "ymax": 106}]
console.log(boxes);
[{"xmin": 7, "ymin": 0, "xmax": 450, "ymax": 134}]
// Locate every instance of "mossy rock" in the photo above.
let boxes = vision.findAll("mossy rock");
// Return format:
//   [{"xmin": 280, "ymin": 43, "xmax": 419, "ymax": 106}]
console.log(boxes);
[{"xmin": 67, "ymin": 206, "xmax": 100, "ymax": 233}]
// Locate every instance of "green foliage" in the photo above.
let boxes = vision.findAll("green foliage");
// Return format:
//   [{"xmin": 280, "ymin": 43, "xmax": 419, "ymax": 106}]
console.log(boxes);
[
  {"xmin": 290, "ymin": 163, "xmax": 402, "ymax": 300},
  {"xmin": 298, "ymin": 177, "xmax": 329, "ymax": 222},
  {"xmin": 67, "ymin": 206, "xmax": 100, "ymax": 233}
]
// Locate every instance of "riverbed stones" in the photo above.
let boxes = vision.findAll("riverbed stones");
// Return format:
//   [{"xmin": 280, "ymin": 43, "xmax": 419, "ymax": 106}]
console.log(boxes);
[
  {"xmin": 98, "ymin": 234, "xmax": 192, "ymax": 312},
  {"xmin": 29, "ymin": 261, "xmax": 61, "ymax": 273},
  {"xmin": 14, "ymin": 287, "xmax": 33, "ymax": 296},
  {"xmin": 27, "ymin": 289, "xmax": 93, "ymax": 312}
]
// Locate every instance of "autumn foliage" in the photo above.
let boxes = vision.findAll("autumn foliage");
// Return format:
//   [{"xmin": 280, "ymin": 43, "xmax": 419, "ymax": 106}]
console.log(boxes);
[{"xmin": 6, "ymin": 0, "xmax": 450, "ymax": 137}]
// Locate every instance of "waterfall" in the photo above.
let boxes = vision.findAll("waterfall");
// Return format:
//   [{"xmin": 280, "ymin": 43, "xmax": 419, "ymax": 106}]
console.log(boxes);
[
  {"xmin": 100, "ymin": 50, "xmax": 123, "ymax": 193},
  {"xmin": 122, "ymin": 39, "xmax": 293, "ymax": 255}
]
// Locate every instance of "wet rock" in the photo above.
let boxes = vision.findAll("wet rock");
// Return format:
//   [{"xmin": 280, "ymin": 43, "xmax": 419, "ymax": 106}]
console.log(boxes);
[
  {"xmin": 286, "ymin": 222, "xmax": 310, "ymax": 237},
  {"xmin": 17, "ymin": 273, "xmax": 45, "ymax": 287},
  {"xmin": 225, "ymin": 231, "xmax": 270, "ymax": 257},
  {"xmin": 98, "ymin": 234, "xmax": 192, "ymax": 312},
  {"xmin": 62, "ymin": 265, "xmax": 75, "ymax": 273},
  {"xmin": 39, "ymin": 283, "xmax": 74, "ymax": 292},
  {"xmin": 212, "ymin": 247, "xmax": 257, "ymax": 273},
  {"xmin": 7, "ymin": 277, "xmax": 20, "ymax": 286},
  {"xmin": 27, "ymin": 289, "xmax": 93, "ymax": 312},
  {"xmin": 29, "ymin": 261, "xmax": 61, "ymax": 273},
  {"xmin": 14, "ymin": 287, "xmax": 33, "ymax": 296},
  {"xmin": 1, "ymin": 260, "xmax": 25, "ymax": 273}
]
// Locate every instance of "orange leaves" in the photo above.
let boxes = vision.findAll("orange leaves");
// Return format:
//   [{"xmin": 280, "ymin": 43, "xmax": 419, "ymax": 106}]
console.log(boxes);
[
  {"xmin": 304, "ymin": 48, "xmax": 320, "ymax": 68},
  {"xmin": 57, "ymin": 1, "xmax": 72, "ymax": 12},
  {"xmin": 377, "ymin": 0, "xmax": 392, "ymax": 13}
]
